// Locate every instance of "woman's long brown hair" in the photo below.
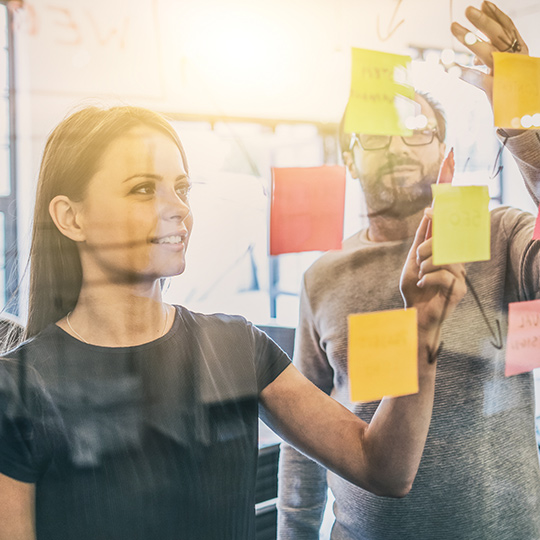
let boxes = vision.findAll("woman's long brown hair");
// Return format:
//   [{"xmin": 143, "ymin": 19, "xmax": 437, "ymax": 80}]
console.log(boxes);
[{"xmin": 25, "ymin": 105, "xmax": 188, "ymax": 339}]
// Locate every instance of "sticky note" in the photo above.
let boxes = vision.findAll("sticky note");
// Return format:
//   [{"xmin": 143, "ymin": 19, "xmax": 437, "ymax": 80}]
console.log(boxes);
[
  {"xmin": 505, "ymin": 299, "xmax": 540, "ymax": 376},
  {"xmin": 348, "ymin": 308, "xmax": 418, "ymax": 402},
  {"xmin": 534, "ymin": 210, "xmax": 540, "ymax": 240},
  {"xmin": 432, "ymin": 184, "xmax": 490, "ymax": 265},
  {"xmin": 270, "ymin": 166, "xmax": 346, "ymax": 255},
  {"xmin": 493, "ymin": 53, "xmax": 540, "ymax": 129},
  {"xmin": 344, "ymin": 48, "xmax": 416, "ymax": 136}
]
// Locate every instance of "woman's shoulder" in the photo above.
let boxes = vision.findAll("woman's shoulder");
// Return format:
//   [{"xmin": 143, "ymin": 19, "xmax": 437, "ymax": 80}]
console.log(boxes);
[
  {"xmin": 0, "ymin": 331, "xmax": 68, "ymax": 484},
  {"xmin": 1, "ymin": 324, "xmax": 62, "ymax": 366},
  {"xmin": 174, "ymin": 305, "xmax": 251, "ymax": 333}
]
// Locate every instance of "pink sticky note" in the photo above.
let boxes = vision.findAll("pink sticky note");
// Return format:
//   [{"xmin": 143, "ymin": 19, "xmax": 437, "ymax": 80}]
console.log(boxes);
[
  {"xmin": 534, "ymin": 210, "xmax": 540, "ymax": 240},
  {"xmin": 270, "ymin": 166, "xmax": 346, "ymax": 255},
  {"xmin": 505, "ymin": 299, "xmax": 540, "ymax": 376}
]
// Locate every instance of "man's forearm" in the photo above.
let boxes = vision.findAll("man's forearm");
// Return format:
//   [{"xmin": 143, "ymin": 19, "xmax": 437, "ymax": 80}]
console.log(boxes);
[
  {"xmin": 277, "ymin": 442, "xmax": 329, "ymax": 540},
  {"xmin": 500, "ymin": 129, "xmax": 540, "ymax": 205}
]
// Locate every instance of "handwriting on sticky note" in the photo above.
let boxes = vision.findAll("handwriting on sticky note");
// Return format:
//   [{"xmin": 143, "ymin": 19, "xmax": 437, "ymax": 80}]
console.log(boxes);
[
  {"xmin": 432, "ymin": 184, "xmax": 490, "ymax": 265},
  {"xmin": 505, "ymin": 299, "xmax": 540, "ymax": 376},
  {"xmin": 348, "ymin": 308, "xmax": 418, "ymax": 402},
  {"xmin": 344, "ymin": 48, "xmax": 415, "ymax": 136},
  {"xmin": 493, "ymin": 53, "xmax": 540, "ymax": 129},
  {"xmin": 270, "ymin": 166, "xmax": 346, "ymax": 255}
]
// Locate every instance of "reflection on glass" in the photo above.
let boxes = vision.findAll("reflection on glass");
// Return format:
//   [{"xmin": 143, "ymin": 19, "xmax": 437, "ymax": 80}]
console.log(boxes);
[
  {"xmin": 0, "ymin": 212, "xmax": 4, "ymax": 307},
  {"xmin": 0, "ymin": 50, "xmax": 7, "ymax": 96},
  {"xmin": 0, "ymin": 146, "xmax": 10, "ymax": 197},
  {"xmin": 164, "ymin": 119, "xmax": 324, "ymax": 326},
  {"xmin": 0, "ymin": 6, "xmax": 6, "ymax": 52}
]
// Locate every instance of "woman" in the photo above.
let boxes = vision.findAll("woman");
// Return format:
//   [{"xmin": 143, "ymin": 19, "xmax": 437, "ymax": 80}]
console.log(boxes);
[{"xmin": 0, "ymin": 105, "xmax": 465, "ymax": 539}]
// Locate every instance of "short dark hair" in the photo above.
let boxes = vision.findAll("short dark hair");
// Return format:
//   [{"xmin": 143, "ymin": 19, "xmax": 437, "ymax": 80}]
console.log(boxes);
[{"xmin": 339, "ymin": 91, "xmax": 447, "ymax": 155}]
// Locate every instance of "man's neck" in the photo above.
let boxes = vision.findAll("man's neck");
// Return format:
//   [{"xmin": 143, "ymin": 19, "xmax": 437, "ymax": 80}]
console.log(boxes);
[{"xmin": 366, "ymin": 209, "xmax": 425, "ymax": 243}]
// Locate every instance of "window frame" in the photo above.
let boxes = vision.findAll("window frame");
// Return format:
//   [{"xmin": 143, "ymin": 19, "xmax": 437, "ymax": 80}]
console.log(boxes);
[{"xmin": 0, "ymin": 0, "xmax": 18, "ymax": 315}]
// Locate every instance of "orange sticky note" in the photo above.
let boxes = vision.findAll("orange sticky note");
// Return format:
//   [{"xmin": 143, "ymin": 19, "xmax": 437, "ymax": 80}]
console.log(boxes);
[
  {"xmin": 348, "ymin": 308, "xmax": 418, "ymax": 402},
  {"xmin": 534, "ymin": 210, "xmax": 540, "ymax": 240},
  {"xmin": 493, "ymin": 53, "xmax": 540, "ymax": 129},
  {"xmin": 344, "ymin": 48, "xmax": 416, "ymax": 136},
  {"xmin": 270, "ymin": 166, "xmax": 346, "ymax": 255},
  {"xmin": 505, "ymin": 299, "xmax": 540, "ymax": 376}
]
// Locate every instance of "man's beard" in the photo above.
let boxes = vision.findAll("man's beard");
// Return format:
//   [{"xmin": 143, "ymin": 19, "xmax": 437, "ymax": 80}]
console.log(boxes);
[{"xmin": 360, "ymin": 154, "xmax": 441, "ymax": 219}]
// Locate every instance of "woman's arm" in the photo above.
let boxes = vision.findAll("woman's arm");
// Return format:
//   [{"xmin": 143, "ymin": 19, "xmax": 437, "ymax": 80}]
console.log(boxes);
[
  {"xmin": 0, "ymin": 472, "xmax": 35, "ymax": 540},
  {"xmin": 261, "ymin": 214, "xmax": 466, "ymax": 497}
]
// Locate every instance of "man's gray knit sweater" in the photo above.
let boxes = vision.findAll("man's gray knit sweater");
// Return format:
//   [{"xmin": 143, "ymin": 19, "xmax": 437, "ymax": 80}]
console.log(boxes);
[{"xmin": 277, "ymin": 130, "xmax": 540, "ymax": 540}]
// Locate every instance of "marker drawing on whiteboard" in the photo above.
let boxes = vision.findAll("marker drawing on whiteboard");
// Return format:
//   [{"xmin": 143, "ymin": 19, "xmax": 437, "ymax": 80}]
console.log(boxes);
[
  {"xmin": 490, "ymin": 134, "xmax": 508, "ymax": 180},
  {"xmin": 377, "ymin": 0, "xmax": 405, "ymax": 41},
  {"xmin": 426, "ymin": 148, "xmax": 502, "ymax": 349},
  {"xmin": 427, "ymin": 278, "xmax": 455, "ymax": 364},
  {"xmin": 464, "ymin": 274, "xmax": 503, "ymax": 349}
]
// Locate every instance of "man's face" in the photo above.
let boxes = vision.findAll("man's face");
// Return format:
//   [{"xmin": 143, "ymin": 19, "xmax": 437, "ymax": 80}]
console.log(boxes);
[{"xmin": 349, "ymin": 95, "xmax": 446, "ymax": 219}]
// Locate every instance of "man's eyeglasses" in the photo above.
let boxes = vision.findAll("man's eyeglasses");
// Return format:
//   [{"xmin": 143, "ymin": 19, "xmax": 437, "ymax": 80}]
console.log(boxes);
[{"xmin": 349, "ymin": 128, "xmax": 441, "ymax": 152}]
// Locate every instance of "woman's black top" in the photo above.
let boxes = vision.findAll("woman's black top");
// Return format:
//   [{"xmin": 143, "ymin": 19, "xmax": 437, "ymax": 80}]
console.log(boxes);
[{"xmin": 0, "ymin": 306, "xmax": 290, "ymax": 539}]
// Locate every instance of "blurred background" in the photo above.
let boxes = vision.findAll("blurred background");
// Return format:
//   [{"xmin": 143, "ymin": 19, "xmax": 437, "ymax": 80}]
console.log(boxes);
[{"xmin": 0, "ymin": 0, "xmax": 535, "ymax": 327}]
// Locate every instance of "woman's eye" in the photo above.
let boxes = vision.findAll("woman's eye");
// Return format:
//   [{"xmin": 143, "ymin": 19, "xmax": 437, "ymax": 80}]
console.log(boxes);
[
  {"xmin": 176, "ymin": 185, "xmax": 191, "ymax": 199},
  {"xmin": 131, "ymin": 183, "xmax": 155, "ymax": 195}
]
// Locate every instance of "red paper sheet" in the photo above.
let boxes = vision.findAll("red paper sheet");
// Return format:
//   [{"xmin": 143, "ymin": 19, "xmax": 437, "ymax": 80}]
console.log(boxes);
[
  {"xmin": 505, "ymin": 299, "xmax": 540, "ymax": 376},
  {"xmin": 533, "ymin": 209, "xmax": 540, "ymax": 240},
  {"xmin": 270, "ymin": 166, "xmax": 346, "ymax": 255}
]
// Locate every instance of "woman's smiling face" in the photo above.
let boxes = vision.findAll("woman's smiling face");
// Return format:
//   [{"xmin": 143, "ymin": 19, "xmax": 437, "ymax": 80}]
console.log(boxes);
[{"xmin": 75, "ymin": 125, "xmax": 193, "ymax": 284}]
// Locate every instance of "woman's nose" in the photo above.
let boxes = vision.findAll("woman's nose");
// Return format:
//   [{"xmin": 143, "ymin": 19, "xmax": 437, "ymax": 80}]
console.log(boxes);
[{"xmin": 158, "ymin": 188, "xmax": 191, "ymax": 221}]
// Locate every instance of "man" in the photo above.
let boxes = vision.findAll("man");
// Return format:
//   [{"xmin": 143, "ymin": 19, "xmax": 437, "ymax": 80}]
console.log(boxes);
[{"xmin": 277, "ymin": 3, "xmax": 540, "ymax": 539}]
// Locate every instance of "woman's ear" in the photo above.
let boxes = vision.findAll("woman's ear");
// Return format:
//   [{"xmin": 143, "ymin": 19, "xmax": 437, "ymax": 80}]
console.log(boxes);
[{"xmin": 48, "ymin": 195, "xmax": 86, "ymax": 242}]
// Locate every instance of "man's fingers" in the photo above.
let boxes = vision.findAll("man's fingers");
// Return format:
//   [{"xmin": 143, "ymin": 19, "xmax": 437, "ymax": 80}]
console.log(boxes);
[
  {"xmin": 408, "ymin": 214, "xmax": 430, "ymax": 263},
  {"xmin": 418, "ymin": 269, "xmax": 467, "ymax": 303},
  {"xmin": 465, "ymin": 6, "xmax": 514, "ymax": 52},
  {"xmin": 481, "ymin": 1, "xmax": 513, "ymax": 28},
  {"xmin": 451, "ymin": 22, "xmax": 496, "ymax": 69},
  {"xmin": 418, "ymin": 257, "xmax": 437, "ymax": 279},
  {"xmin": 480, "ymin": 1, "xmax": 529, "ymax": 54},
  {"xmin": 419, "ymin": 258, "xmax": 466, "ymax": 280},
  {"xmin": 414, "ymin": 214, "xmax": 430, "ymax": 245},
  {"xmin": 416, "ymin": 238, "xmax": 432, "ymax": 264}
]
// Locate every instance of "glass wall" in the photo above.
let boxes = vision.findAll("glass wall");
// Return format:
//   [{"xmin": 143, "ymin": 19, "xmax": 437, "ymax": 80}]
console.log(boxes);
[{"xmin": 161, "ymin": 56, "xmax": 506, "ymax": 328}]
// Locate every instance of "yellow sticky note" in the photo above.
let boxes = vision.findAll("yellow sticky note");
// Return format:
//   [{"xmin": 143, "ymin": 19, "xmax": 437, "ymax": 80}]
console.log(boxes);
[
  {"xmin": 432, "ymin": 185, "xmax": 490, "ymax": 265},
  {"xmin": 493, "ymin": 53, "xmax": 540, "ymax": 129},
  {"xmin": 348, "ymin": 308, "xmax": 418, "ymax": 403},
  {"xmin": 344, "ymin": 48, "xmax": 415, "ymax": 136}
]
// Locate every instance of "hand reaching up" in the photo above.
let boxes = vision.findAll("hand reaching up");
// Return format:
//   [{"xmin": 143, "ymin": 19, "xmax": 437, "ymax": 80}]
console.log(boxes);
[
  {"xmin": 451, "ymin": 2, "xmax": 529, "ymax": 106},
  {"xmin": 400, "ymin": 211, "xmax": 467, "ymax": 353}
]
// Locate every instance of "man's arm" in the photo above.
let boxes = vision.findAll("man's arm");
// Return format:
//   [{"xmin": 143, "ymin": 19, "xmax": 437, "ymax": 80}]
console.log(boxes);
[
  {"xmin": 501, "ymin": 130, "xmax": 540, "ymax": 206},
  {"xmin": 452, "ymin": 2, "xmax": 540, "ymax": 299},
  {"xmin": 451, "ymin": 1, "xmax": 540, "ymax": 199},
  {"xmin": 496, "ymin": 131, "xmax": 540, "ymax": 303},
  {"xmin": 278, "ymin": 444, "xmax": 329, "ymax": 539},
  {"xmin": 277, "ymin": 278, "xmax": 333, "ymax": 539}
]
